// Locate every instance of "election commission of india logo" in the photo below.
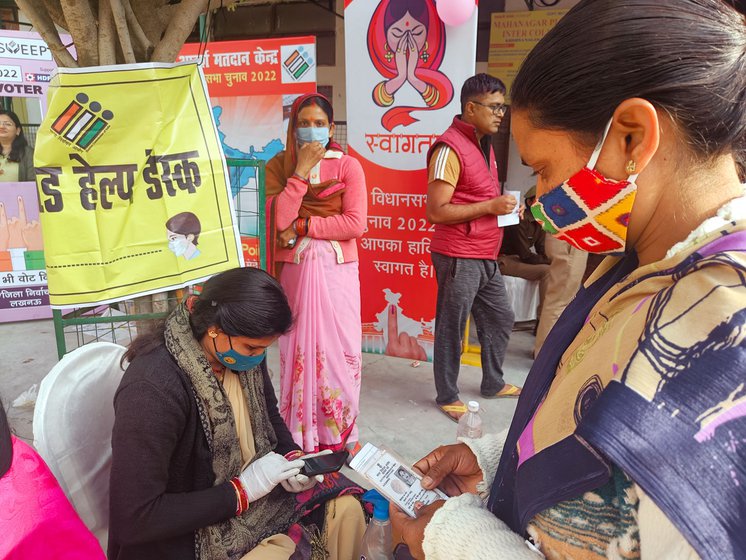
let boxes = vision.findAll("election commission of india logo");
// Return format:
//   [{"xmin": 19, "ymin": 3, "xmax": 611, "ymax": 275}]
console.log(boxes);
[{"xmin": 50, "ymin": 92, "xmax": 114, "ymax": 151}]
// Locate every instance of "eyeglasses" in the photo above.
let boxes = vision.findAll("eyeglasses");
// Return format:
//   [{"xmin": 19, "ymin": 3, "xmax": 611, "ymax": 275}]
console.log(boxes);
[{"xmin": 471, "ymin": 101, "xmax": 507, "ymax": 116}]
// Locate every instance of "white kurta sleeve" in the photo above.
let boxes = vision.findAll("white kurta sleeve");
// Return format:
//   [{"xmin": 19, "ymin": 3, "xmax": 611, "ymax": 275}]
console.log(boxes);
[
  {"xmin": 458, "ymin": 429, "xmax": 508, "ymax": 500},
  {"xmin": 422, "ymin": 493, "xmax": 543, "ymax": 560}
]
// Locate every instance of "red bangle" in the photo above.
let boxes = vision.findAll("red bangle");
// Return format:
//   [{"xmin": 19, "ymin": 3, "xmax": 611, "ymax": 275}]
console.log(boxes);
[
  {"xmin": 230, "ymin": 478, "xmax": 249, "ymax": 515},
  {"xmin": 238, "ymin": 480, "xmax": 249, "ymax": 512},
  {"xmin": 294, "ymin": 218, "xmax": 308, "ymax": 237},
  {"xmin": 284, "ymin": 449, "xmax": 303, "ymax": 461}
]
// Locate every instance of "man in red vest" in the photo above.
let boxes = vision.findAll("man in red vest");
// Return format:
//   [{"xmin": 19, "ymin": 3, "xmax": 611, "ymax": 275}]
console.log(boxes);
[{"xmin": 426, "ymin": 74, "xmax": 522, "ymax": 423}]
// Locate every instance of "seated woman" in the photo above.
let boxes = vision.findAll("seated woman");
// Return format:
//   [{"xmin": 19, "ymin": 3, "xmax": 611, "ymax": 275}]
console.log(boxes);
[
  {"xmin": 108, "ymin": 267, "xmax": 366, "ymax": 560},
  {"xmin": 391, "ymin": 0, "xmax": 746, "ymax": 559},
  {"xmin": 0, "ymin": 400, "xmax": 104, "ymax": 558}
]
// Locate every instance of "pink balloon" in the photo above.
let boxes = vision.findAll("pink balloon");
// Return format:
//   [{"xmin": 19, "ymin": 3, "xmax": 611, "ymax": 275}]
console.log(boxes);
[{"xmin": 436, "ymin": 0, "xmax": 476, "ymax": 27}]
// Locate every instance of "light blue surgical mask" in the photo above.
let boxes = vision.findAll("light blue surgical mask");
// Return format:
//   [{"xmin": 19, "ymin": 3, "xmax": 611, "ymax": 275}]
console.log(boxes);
[
  {"xmin": 296, "ymin": 126, "xmax": 329, "ymax": 146},
  {"xmin": 213, "ymin": 336, "xmax": 265, "ymax": 371},
  {"xmin": 168, "ymin": 237, "xmax": 189, "ymax": 256}
]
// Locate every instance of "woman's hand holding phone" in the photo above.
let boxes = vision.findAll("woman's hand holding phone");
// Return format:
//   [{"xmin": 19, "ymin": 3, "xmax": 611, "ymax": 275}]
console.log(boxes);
[
  {"xmin": 281, "ymin": 472, "xmax": 323, "ymax": 493},
  {"xmin": 280, "ymin": 449, "xmax": 334, "ymax": 493},
  {"xmin": 238, "ymin": 452, "xmax": 304, "ymax": 502},
  {"xmin": 300, "ymin": 449, "xmax": 349, "ymax": 476}
]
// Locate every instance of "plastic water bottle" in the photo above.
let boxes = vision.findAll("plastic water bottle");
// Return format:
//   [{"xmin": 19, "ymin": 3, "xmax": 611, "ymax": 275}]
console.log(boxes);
[
  {"xmin": 360, "ymin": 489, "xmax": 394, "ymax": 560},
  {"xmin": 457, "ymin": 400, "xmax": 483, "ymax": 439}
]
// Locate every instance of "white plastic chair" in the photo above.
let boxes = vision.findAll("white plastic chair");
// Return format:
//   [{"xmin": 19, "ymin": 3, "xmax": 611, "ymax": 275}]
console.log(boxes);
[
  {"xmin": 502, "ymin": 275, "xmax": 541, "ymax": 322},
  {"xmin": 33, "ymin": 342, "xmax": 127, "ymax": 550}
]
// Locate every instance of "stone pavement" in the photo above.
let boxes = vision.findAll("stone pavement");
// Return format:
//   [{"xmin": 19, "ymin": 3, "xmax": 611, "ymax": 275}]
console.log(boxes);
[{"xmin": 1, "ymin": 317, "xmax": 533, "ymax": 480}]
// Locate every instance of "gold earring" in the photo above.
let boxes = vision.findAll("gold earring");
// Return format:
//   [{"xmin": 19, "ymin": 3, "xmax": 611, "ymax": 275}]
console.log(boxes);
[
  {"xmin": 208, "ymin": 331, "xmax": 218, "ymax": 338},
  {"xmin": 419, "ymin": 41, "xmax": 429, "ymax": 62},
  {"xmin": 384, "ymin": 42, "xmax": 393, "ymax": 63},
  {"xmin": 625, "ymin": 160, "xmax": 637, "ymax": 174}
]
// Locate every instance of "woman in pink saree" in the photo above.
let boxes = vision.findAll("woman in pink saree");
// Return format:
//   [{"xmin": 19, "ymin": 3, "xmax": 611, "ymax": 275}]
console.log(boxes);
[
  {"xmin": 266, "ymin": 93, "xmax": 367, "ymax": 455},
  {"xmin": 0, "ymin": 401, "xmax": 104, "ymax": 559}
]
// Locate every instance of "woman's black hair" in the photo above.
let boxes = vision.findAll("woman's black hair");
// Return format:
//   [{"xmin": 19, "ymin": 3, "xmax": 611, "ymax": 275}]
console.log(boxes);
[
  {"xmin": 188, "ymin": 267, "xmax": 293, "ymax": 340},
  {"xmin": 384, "ymin": 0, "xmax": 429, "ymax": 33},
  {"xmin": 297, "ymin": 95, "xmax": 334, "ymax": 123},
  {"xmin": 123, "ymin": 267, "xmax": 293, "ymax": 363},
  {"xmin": 0, "ymin": 399, "xmax": 13, "ymax": 478},
  {"xmin": 0, "ymin": 110, "xmax": 29, "ymax": 163},
  {"xmin": 511, "ymin": 0, "xmax": 746, "ymax": 170},
  {"xmin": 296, "ymin": 95, "xmax": 335, "ymax": 149}
]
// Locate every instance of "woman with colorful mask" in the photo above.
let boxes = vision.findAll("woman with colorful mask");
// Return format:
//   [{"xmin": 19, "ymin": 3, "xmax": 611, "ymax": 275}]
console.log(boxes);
[
  {"xmin": 109, "ymin": 267, "xmax": 366, "ymax": 560},
  {"xmin": 390, "ymin": 1, "xmax": 746, "ymax": 559},
  {"xmin": 265, "ymin": 93, "xmax": 367, "ymax": 457}
]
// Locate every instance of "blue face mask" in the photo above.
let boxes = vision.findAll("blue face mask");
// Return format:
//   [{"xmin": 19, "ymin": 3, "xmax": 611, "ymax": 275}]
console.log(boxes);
[
  {"xmin": 168, "ymin": 236, "xmax": 189, "ymax": 256},
  {"xmin": 213, "ymin": 336, "xmax": 265, "ymax": 371},
  {"xmin": 296, "ymin": 126, "xmax": 329, "ymax": 146}
]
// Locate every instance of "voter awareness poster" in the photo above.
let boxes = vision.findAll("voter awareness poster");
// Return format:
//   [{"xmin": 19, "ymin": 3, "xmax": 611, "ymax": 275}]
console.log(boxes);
[{"xmin": 34, "ymin": 63, "xmax": 243, "ymax": 308}]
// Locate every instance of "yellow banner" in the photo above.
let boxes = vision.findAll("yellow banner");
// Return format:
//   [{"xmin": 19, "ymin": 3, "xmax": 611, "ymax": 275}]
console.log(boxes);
[
  {"xmin": 488, "ymin": 9, "xmax": 568, "ymax": 103},
  {"xmin": 35, "ymin": 63, "xmax": 243, "ymax": 307}
]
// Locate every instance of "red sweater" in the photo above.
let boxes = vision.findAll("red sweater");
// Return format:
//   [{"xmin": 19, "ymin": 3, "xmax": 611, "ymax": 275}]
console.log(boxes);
[{"xmin": 427, "ymin": 117, "xmax": 504, "ymax": 260}]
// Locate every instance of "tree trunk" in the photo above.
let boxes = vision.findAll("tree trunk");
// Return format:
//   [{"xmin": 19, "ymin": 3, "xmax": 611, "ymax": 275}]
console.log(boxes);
[
  {"xmin": 98, "ymin": 0, "xmax": 117, "ymax": 65},
  {"xmin": 129, "ymin": 0, "xmax": 169, "ymax": 46},
  {"xmin": 150, "ymin": 0, "xmax": 207, "ymax": 63},
  {"xmin": 15, "ymin": 0, "xmax": 78, "ymax": 67},
  {"xmin": 59, "ymin": 0, "xmax": 99, "ymax": 66},
  {"xmin": 123, "ymin": 0, "xmax": 154, "ymax": 61},
  {"xmin": 109, "ymin": 0, "xmax": 136, "ymax": 63},
  {"xmin": 19, "ymin": 0, "xmax": 243, "ymax": 67},
  {"xmin": 42, "ymin": 0, "xmax": 69, "ymax": 30}
]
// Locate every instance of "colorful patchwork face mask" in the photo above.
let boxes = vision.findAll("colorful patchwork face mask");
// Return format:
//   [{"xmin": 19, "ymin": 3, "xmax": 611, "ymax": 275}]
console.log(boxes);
[{"xmin": 530, "ymin": 119, "xmax": 639, "ymax": 255}]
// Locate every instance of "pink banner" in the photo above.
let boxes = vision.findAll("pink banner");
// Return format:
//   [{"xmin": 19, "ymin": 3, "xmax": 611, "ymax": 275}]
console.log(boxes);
[{"xmin": 0, "ymin": 182, "xmax": 49, "ymax": 322}]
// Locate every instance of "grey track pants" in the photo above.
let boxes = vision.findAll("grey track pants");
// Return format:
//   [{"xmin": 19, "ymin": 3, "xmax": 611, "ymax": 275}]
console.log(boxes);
[{"xmin": 432, "ymin": 252, "xmax": 515, "ymax": 405}]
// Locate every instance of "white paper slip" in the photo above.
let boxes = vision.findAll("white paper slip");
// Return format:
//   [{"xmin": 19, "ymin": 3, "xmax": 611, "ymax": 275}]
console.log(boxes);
[
  {"xmin": 349, "ymin": 442, "xmax": 448, "ymax": 517},
  {"xmin": 497, "ymin": 189, "xmax": 521, "ymax": 227}
]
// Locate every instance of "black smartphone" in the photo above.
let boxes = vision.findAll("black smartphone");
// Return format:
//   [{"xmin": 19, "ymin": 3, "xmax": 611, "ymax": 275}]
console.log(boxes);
[{"xmin": 300, "ymin": 450, "xmax": 349, "ymax": 476}]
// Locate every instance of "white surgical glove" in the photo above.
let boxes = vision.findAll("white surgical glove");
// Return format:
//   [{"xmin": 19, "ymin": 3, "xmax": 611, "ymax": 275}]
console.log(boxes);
[
  {"xmin": 281, "ymin": 472, "xmax": 324, "ymax": 493},
  {"xmin": 238, "ymin": 452, "xmax": 304, "ymax": 502},
  {"xmin": 280, "ymin": 449, "xmax": 331, "ymax": 493}
]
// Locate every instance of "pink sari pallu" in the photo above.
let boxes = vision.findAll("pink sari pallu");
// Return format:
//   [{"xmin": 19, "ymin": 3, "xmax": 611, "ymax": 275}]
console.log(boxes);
[
  {"xmin": 0, "ymin": 437, "xmax": 104, "ymax": 559},
  {"xmin": 279, "ymin": 238, "xmax": 362, "ymax": 452}
]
